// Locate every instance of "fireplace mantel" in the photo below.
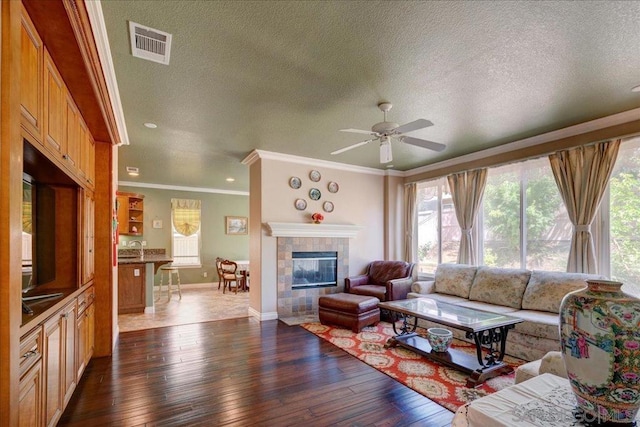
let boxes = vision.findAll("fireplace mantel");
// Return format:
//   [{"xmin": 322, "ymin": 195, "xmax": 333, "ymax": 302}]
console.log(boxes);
[{"xmin": 265, "ymin": 222, "xmax": 363, "ymax": 238}]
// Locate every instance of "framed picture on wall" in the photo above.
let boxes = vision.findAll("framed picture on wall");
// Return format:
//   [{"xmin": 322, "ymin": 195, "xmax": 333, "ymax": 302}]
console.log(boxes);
[{"xmin": 226, "ymin": 216, "xmax": 248, "ymax": 235}]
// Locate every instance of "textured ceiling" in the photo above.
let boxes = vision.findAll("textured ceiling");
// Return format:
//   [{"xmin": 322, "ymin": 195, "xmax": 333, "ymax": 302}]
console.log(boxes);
[{"xmin": 100, "ymin": 1, "xmax": 640, "ymax": 191}]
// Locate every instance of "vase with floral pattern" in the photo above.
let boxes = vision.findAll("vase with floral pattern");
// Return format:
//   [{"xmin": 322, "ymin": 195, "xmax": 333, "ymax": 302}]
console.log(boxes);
[{"xmin": 559, "ymin": 279, "xmax": 640, "ymax": 426}]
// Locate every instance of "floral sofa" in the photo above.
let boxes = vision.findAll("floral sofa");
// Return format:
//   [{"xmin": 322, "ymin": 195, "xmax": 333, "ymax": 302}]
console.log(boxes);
[{"xmin": 407, "ymin": 263, "xmax": 603, "ymax": 361}]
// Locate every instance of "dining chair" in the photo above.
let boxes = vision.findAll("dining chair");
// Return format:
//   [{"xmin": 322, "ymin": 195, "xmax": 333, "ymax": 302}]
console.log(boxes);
[
  {"xmin": 220, "ymin": 259, "xmax": 241, "ymax": 294},
  {"xmin": 215, "ymin": 257, "xmax": 224, "ymax": 289}
]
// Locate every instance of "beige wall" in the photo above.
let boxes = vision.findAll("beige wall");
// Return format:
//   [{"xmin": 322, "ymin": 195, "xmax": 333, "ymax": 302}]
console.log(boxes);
[{"xmin": 248, "ymin": 158, "xmax": 388, "ymax": 319}]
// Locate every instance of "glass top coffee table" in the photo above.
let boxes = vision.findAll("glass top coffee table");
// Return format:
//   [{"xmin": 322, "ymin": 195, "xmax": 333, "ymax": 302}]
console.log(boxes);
[{"xmin": 378, "ymin": 298, "xmax": 524, "ymax": 387}]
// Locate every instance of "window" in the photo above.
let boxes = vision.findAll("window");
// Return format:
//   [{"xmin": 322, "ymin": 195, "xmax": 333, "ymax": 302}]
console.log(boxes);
[
  {"xmin": 416, "ymin": 178, "xmax": 459, "ymax": 274},
  {"xmin": 481, "ymin": 157, "xmax": 571, "ymax": 270},
  {"xmin": 171, "ymin": 198, "xmax": 201, "ymax": 267},
  {"xmin": 606, "ymin": 136, "xmax": 640, "ymax": 295},
  {"xmin": 412, "ymin": 136, "xmax": 640, "ymax": 296}
]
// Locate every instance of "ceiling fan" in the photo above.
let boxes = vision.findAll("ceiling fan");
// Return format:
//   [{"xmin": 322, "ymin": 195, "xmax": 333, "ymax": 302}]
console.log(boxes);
[{"xmin": 331, "ymin": 102, "xmax": 445, "ymax": 163}]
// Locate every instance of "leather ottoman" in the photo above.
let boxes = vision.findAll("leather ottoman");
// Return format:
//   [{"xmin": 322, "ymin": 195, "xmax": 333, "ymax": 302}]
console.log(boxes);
[{"xmin": 318, "ymin": 293, "xmax": 380, "ymax": 333}]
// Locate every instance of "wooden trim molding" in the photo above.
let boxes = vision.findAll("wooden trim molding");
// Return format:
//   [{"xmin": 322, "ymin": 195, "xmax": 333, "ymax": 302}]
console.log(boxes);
[{"xmin": 63, "ymin": 0, "xmax": 120, "ymax": 146}]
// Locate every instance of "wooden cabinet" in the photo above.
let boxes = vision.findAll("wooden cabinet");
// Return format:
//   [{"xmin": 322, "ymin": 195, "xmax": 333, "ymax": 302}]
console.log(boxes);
[
  {"xmin": 118, "ymin": 264, "xmax": 146, "ymax": 314},
  {"xmin": 19, "ymin": 327, "xmax": 43, "ymax": 427},
  {"xmin": 81, "ymin": 191, "xmax": 95, "ymax": 285},
  {"xmin": 78, "ymin": 117, "xmax": 95, "ymax": 189},
  {"xmin": 20, "ymin": 5, "xmax": 44, "ymax": 144},
  {"xmin": 63, "ymin": 91, "xmax": 80, "ymax": 172},
  {"xmin": 43, "ymin": 48, "xmax": 65, "ymax": 160},
  {"xmin": 19, "ymin": 358, "xmax": 43, "ymax": 427},
  {"xmin": 76, "ymin": 286, "xmax": 95, "ymax": 379},
  {"xmin": 116, "ymin": 192, "xmax": 145, "ymax": 236},
  {"xmin": 43, "ymin": 300, "xmax": 77, "ymax": 427}
]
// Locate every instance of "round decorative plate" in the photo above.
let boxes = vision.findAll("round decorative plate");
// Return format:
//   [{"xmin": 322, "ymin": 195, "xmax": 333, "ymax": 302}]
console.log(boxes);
[
  {"xmin": 309, "ymin": 188, "xmax": 321, "ymax": 200},
  {"xmin": 294, "ymin": 198, "xmax": 307, "ymax": 210},
  {"xmin": 327, "ymin": 181, "xmax": 339, "ymax": 193},
  {"xmin": 309, "ymin": 170, "xmax": 321, "ymax": 182},
  {"xmin": 323, "ymin": 201, "xmax": 334, "ymax": 213},
  {"xmin": 289, "ymin": 176, "xmax": 301, "ymax": 189}
]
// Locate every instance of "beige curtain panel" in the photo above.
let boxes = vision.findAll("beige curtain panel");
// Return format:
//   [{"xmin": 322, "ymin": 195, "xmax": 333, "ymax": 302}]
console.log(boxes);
[
  {"xmin": 447, "ymin": 168, "xmax": 488, "ymax": 265},
  {"xmin": 548, "ymin": 139, "xmax": 621, "ymax": 274},
  {"xmin": 404, "ymin": 183, "xmax": 417, "ymax": 263},
  {"xmin": 171, "ymin": 198, "xmax": 202, "ymax": 237}
]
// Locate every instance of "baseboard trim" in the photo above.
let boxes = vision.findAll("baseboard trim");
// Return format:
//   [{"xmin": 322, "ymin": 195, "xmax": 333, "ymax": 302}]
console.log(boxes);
[{"xmin": 248, "ymin": 307, "xmax": 278, "ymax": 321}]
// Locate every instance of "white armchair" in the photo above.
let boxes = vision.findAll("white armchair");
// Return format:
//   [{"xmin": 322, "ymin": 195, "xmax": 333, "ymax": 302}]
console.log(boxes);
[{"xmin": 514, "ymin": 351, "xmax": 567, "ymax": 384}]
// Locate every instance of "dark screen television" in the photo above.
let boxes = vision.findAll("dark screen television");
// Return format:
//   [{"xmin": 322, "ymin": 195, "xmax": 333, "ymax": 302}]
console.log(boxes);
[{"xmin": 22, "ymin": 173, "xmax": 56, "ymax": 293}]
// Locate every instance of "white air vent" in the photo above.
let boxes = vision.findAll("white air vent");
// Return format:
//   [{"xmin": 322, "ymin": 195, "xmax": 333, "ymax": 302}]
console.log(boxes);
[{"xmin": 129, "ymin": 21, "xmax": 172, "ymax": 65}]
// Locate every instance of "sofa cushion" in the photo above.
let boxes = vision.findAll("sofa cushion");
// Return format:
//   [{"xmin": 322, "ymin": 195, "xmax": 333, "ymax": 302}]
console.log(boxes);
[
  {"xmin": 521, "ymin": 270, "xmax": 599, "ymax": 313},
  {"xmin": 410, "ymin": 293, "xmax": 468, "ymax": 305},
  {"xmin": 468, "ymin": 266, "xmax": 531, "ymax": 309},
  {"xmin": 456, "ymin": 300, "xmax": 519, "ymax": 314},
  {"xmin": 433, "ymin": 263, "xmax": 478, "ymax": 298},
  {"xmin": 348, "ymin": 284, "xmax": 387, "ymax": 301},
  {"xmin": 510, "ymin": 309, "xmax": 560, "ymax": 341}
]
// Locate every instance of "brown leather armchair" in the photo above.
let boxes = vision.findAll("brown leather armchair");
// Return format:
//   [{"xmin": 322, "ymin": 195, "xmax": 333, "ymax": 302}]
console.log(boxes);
[{"xmin": 345, "ymin": 260, "xmax": 416, "ymax": 301}]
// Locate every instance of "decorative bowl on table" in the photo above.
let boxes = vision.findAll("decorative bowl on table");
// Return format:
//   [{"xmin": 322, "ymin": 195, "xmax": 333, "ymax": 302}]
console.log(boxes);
[{"xmin": 427, "ymin": 327, "xmax": 453, "ymax": 352}]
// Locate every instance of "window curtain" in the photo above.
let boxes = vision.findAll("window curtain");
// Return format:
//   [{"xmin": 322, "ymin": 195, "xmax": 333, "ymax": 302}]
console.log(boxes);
[
  {"xmin": 171, "ymin": 198, "xmax": 201, "ymax": 236},
  {"xmin": 548, "ymin": 139, "xmax": 621, "ymax": 274},
  {"xmin": 404, "ymin": 183, "xmax": 417, "ymax": 263},
  {"xmin": 447, "ymin": 169, "xmax": 487, "ymax": 265}
]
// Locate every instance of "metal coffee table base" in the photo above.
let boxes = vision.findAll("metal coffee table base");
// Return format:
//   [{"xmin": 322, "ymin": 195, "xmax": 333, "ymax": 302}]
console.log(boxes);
[{"xmin": 384, "ymin": 313, "xmax": 516, "ymax": 388}]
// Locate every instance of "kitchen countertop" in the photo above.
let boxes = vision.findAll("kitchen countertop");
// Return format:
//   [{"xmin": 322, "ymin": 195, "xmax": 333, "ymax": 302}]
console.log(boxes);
[{"xmin": 117, "ymin": 249, "xmax": 173, "ymax": 273}]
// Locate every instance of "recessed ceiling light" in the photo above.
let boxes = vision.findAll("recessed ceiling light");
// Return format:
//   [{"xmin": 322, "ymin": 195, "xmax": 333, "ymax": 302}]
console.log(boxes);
[
  {"xmin": 126, "ymin": 166, "xmax": 139, "ymax": 176},
  {"xmin": 144, "ymin": 122, "xmax": 157, "ymax": 129},
  {"xmin": 632, "ymin": 84, "xmax": 640, "ymax": 93},
  {"xmin": 225, "ymin": 177, "xmax": 235, "ymax": 182}
]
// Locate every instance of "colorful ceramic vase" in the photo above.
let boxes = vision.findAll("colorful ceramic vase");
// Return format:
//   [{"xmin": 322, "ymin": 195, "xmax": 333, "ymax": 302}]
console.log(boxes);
[
  {"xmin": 560, "ymin": 279, "xmax": 640, "ymax": 425},
  {"xmin": 427, "ymin": 327, "xmax": 453, "ymax": 352}
]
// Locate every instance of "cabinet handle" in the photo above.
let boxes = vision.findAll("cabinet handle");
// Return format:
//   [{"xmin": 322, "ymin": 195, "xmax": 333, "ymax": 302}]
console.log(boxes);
[
  {"xmin": 78, "ymin": 301, "xmax": 86, "ymax": 310},
  {"xmin": 21, "ymin": 350, "xmax": 39, "ymax": 360},
  {"xmin": 61, "ymin": 312, "xmax": 69, "ymax": 318},
  {"xmin": 62, "ymin": 154, "xmax": 69, "ymax": 160}
]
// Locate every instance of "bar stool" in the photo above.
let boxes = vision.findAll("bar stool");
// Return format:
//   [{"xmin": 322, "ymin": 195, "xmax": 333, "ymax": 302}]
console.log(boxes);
[{"xmin": 159, "ymin": 265, "xmax": 181, "ymax": 300}]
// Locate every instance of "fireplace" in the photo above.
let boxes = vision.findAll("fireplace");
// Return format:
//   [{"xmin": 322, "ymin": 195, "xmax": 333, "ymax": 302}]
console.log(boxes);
[{"xmin": 292, "ymin": 251, "xmax": 337, "ymax": 289}]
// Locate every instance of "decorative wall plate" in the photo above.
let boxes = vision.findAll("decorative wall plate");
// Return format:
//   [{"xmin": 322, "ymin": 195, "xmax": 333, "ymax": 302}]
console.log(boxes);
[
  {"xmin": 323, "ymin": 201, "xmax": 334, "ymax": 213},
  {"xmin": 309, "ymin": 170, "xmax": 321, "ymax": 182},
  {"xmin": 294, "ymin": 199, "xmax": 307, "ymax": 210},
  {"xmin": 327, "ymin": 181, "xmax": 339, "ymax": 193},
  {"xmin": 289, "ymin": 176, "xmax": 302, "ymax": 189},
  {"xmin": 309, "ymin": 188, "xmax": 321, "ymax": 200}
]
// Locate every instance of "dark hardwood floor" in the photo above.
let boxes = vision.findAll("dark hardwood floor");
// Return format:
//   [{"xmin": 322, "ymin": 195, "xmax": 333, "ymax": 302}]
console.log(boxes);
[{"xmin": 60, "ymin": 318, "xmax": 454, "ymax": 426}]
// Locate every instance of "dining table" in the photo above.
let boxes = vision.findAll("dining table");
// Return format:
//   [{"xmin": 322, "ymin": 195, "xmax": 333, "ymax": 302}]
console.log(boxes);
[{"xmin": 233, "ymin": 260, "xmax": 249, "ymax": 291}]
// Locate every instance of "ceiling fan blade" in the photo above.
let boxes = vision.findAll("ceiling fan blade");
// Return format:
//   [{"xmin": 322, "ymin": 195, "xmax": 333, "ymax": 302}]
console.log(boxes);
[
  {"xmin": 330, "ymin": 139, "xmax": 375, "ymax": 155},
  {"xmin": 401, "ymin": 136, "xmax": 446, "ymax": 152},
  {"xmin": 394, "ymin": 119, "xmax": 433, "ymax": 135},
  {"xmin": 339, "ymin": 128, "xmax": 378, "ymax": 136}
]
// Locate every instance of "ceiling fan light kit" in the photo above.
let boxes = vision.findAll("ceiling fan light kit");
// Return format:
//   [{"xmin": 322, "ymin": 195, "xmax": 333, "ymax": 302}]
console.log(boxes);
[{"xmin": 333, "ymin": 101, "xmax": 445, "ymax": 164}]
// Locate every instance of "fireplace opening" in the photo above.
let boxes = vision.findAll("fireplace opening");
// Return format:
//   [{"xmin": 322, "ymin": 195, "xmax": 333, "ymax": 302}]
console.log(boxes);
[{"xmin": 292, "ymin": 251, "xmax": 337, "ymax": 289}]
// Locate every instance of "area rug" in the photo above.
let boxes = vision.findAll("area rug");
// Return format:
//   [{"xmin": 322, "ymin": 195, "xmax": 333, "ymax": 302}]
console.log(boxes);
[{"xmin": 300, "ymin": 321, "xmax": 525, "ymax": 412}]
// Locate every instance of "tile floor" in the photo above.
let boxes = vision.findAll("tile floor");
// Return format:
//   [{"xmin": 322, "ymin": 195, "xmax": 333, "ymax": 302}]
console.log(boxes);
[{"xmin": 118, "ymin": 283, "xmax": 250, "ymax": 332}]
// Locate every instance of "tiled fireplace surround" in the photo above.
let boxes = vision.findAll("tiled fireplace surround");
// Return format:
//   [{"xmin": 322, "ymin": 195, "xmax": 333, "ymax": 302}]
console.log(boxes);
[{"xmin": 277, "ymin": 237, "xmax": 348, "ymax": 318}]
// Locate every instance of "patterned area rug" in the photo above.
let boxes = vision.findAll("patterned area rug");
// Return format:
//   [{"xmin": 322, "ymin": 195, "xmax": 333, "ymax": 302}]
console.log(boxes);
[{"xmin": 300, "ymin": 321, "xmax": 524, "ymax": 412}]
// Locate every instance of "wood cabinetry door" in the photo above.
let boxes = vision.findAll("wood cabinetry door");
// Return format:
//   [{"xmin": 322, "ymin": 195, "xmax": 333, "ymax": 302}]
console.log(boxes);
[
  {"xmin": 63, "ymin": 91, "xmax": 80, "ymax": 171},
  {"xmin": 20, "ymin": 6, "xmax": 44, "ymax": 144},
  {"xmin": 43, "ymin": 314, "xmax": 63, "ymax": 427},
  {"xmin": 118, "ymin": 264, "xmax": 146, "ymax": 314},
  {"xmin": 43, "ymin": 48, "xmax": 65, "ymax": 159},
  {"xmin": 62, "ymin": 303, "xmax": 77, "ymax": 408},
  {"xmin": 82, "ymin": 191, "xmax": 95, "ymax": 284},
  {"xmin": 18, "ymin": 360, "xmax": 43, "ymax": 427}
]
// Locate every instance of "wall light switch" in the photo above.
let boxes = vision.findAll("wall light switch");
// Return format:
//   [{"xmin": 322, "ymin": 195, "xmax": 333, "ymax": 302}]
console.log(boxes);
[
  {"xmin": 121, "ymin": 241, "xmax": 128, "ymax": 246},
  {"xmin": 142, "ymin": 241, "xmax": 147, "ymax": 246},
  {"xmin": 134, "ymin": 269, "xmax": 140, "ymax": 277}
]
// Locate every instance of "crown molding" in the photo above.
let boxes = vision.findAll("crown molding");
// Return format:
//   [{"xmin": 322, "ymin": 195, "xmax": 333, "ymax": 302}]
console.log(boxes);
[
  {"xmin": 242, "ymin": 149, "xmax": 388, "ymax": 176},
  {"xmin": 85, "ymin": 0, "xmax": 129, "ymax": 146},
  {"xmin": 118, "ymin": 181, "xmax": 249, "ymax": 196},
  {"xmin": 406, "ymin": 107, "xmax": 640, "ymax": 177}
]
